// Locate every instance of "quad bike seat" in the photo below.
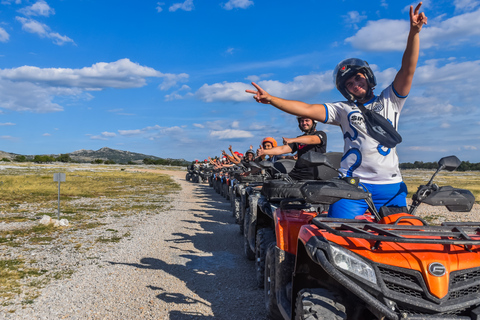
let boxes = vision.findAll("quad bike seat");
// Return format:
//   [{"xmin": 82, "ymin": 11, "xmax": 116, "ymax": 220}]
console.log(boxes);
[
  {"xmin": 261, "ymin": 152, "xmax": 343, "ymax": 202},
  {"xmin": 261, "ymin": 180, "xmax": 306, "ymax": 202}
]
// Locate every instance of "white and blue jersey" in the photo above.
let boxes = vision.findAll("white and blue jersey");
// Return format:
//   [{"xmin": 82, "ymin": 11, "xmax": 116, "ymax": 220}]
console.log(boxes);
[{"xmin": 323, "ymin": 84, "xmax": 405, "ymax": 184}]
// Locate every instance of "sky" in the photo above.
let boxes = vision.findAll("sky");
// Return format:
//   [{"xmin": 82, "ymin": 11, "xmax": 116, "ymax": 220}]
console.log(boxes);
[{"xmin": 0, "ymin": 0, "xmax": 479, "ymax": 163}]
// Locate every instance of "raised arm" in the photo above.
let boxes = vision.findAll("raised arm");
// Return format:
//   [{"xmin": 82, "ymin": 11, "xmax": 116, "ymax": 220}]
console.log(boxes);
[
  {"xmin": 246, "ymin": 82, "xmax": 327, "ymax": 122},
  {"xmin": 283, "ymin": 135, "xmax": 321, "ymax": 146},
  {"xmin": 257, "ymin": 144, "xmax": 293, "ymax": 157},
  {"xmin": 393, "ymin": 2, "xmax": 427, "ymax": 97}
]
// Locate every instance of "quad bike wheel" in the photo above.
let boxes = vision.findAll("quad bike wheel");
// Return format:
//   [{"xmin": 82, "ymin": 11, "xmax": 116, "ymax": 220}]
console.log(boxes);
[
  {"xmin": 264, "ymin": 242, "xmax": 282, "ymax": 320},
  {"xmin": 185, "ymin": 173, "xmax": 191, "ymax": 181},
  {"xmin": 243, "ymin": 212, "xmax": 255, "ymax": 260},
  {"xmin": 255, "ymin": 228, "xmax": 276, "ymax": 288},
  {"xmin": 223, "ymin": 183, "xmax": 230, "ymax": 200},
  {"xmin": 295, "ymin": 288, "xmax": 346, "ymax": 320},
  {"xmin": 233, "ymin": 196, "xmax": 241, "ymax": 222}
]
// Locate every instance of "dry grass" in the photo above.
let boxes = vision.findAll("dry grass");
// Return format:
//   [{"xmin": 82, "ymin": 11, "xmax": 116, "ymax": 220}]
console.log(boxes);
[
  {"xmin": 402, "ymin": 169, "xmax": 480, "ymax": 202},
  {"xmin": 0, "ymin": 163, "xmax": 181, "ymax": 308}
]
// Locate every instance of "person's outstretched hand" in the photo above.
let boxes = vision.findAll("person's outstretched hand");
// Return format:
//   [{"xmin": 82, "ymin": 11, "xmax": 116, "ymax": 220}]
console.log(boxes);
[
  {"xmin": 410, "ymin": 2, "xmax": 427, "ymax": 32},
  {"xmin": 246, "ymin": 82, "xmax": 272, "ymax": 104}
]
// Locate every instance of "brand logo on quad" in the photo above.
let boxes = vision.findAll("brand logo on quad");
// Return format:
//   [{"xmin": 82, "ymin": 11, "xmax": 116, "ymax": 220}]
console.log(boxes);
[{"xmin": 428, "ymin": 262, "xmax": 446, "ymax": 277}]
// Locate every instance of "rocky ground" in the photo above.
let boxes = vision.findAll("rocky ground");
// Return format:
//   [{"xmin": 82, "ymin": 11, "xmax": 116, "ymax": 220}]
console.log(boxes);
[
  {"xmin": 1, "ymin": 168, "xmax": 479, "ymax": 320},
  {"xmin": 1, "ymin": 169, "xmax": 266, "ymax": 320}
]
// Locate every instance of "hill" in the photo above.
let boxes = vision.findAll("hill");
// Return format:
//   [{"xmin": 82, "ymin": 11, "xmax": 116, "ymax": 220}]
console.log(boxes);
[{"xmin": 0, "ymin": 147, "xmax": 189, "ymax": 165}]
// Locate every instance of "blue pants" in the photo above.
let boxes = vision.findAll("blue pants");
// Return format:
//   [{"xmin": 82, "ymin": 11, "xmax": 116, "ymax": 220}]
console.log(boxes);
[{"xmin": 328, "ymin": 182, "xmax": 408, "ymax": 219}]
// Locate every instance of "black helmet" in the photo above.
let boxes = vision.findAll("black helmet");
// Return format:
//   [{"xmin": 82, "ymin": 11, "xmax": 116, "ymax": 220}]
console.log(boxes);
[
  {"xmin": 245, "ymin": 149, "xmax": 255, "ymax": 156},
  {"xmin": 333, "ymin": 58, "xmax": 376, "ymax": 101}
]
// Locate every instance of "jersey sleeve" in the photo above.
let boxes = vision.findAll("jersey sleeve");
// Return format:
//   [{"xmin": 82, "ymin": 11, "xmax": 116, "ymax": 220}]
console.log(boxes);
[{"xmin": 323, "ymin": 102, "xmax": 344, "ymax": 126}]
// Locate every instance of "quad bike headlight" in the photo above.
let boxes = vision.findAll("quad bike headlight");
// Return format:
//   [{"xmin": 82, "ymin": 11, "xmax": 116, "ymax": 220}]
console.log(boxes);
[{"xmin": 330, "ymin": 245, "xmax": 377, "ymax": 284}]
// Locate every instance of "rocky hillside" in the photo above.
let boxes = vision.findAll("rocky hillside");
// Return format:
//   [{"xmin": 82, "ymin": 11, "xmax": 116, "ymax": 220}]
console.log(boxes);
[
  {"xmin": 68, "ymin": 147, "xmax": 161, "ymax": 163},
  {"xmin": 0, "ymin": 147, "xmax": 188, "ymax": 165}
]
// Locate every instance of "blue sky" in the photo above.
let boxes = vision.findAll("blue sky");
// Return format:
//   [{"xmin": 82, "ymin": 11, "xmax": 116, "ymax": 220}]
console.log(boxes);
[{"xmin": 0, "ymin": 0, "xmax": 479, "ymax": 163}]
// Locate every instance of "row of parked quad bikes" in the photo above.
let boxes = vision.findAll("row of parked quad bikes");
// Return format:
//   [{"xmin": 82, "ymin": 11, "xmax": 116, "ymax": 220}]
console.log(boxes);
[{"xmin": 186, "ymin": 153, "xmax": 480, "ymax": 320}]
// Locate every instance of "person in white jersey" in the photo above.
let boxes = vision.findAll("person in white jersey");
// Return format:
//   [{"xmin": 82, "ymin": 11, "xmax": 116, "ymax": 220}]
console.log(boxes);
[{"xmin": 246, "ymin": 3, "xmax": 427, "ymax": 219}]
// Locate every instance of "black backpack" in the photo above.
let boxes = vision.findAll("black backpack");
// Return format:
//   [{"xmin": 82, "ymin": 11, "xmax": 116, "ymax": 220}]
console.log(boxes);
[{"xmin": 357, "ymin": 103, "xmax": 402, "ymax": 149}]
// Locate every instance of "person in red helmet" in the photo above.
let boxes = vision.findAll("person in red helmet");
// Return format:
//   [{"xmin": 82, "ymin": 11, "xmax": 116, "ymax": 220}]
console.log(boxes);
[{"xmin": 247, "ymin": 3, "xmax": 427, "ymax": 219}]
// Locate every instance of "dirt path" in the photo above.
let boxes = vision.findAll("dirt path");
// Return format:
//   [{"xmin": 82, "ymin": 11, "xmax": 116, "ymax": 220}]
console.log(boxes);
[{"xmin": 9, "ymin": 170, "xmax": 266, "ymax": 319}]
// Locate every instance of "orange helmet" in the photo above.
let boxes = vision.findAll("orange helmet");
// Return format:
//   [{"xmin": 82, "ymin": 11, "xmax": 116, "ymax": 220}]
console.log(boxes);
[{"xmin": 262, "ymin": 137, "xmax": 278, "ymax": 148}]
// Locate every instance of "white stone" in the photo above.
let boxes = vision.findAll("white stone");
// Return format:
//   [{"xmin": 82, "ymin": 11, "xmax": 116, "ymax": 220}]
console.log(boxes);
[{"xmin": 39, "ymin": 215, "xmax": 52, "ymax": 225}]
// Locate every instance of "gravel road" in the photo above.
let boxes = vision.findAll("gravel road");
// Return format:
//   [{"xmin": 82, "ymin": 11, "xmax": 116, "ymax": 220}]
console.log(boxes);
[
  {"xmin": 5, "ymin": 169, "xmax": 267, "ymax": 320},
  {"xmin": 3, "ymin": 168, "xmax": 480, "ymax": 320}
]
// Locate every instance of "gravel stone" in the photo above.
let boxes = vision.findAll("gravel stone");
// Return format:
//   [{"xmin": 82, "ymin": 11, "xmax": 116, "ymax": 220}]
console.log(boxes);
[
  {"xmin": 2, "ymin": 169, "xmax": 267, "ymax": 320},
  {"xmin": 2, "ymin": 168, "xmax": 479, "ymax": 319}
]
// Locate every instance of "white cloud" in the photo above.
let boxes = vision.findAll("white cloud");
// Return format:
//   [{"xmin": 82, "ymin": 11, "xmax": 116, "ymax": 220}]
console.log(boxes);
[
  {"xmin": 0, "ymin": 59, "xmax": 162, "ymax": 89},
  {"xmin": 0, "ymin": 79, "xmax": 65, "ymax": 112},
  {"xmin": 210, "ymin": 129, "xmax": 253, "ymax": 139},
  {"xmin": 156, "ymin": 2, "xmax": 165, "ymax": 12},
  {"xmin": 118, "ymin": 129, "xmax": 143, "ymax": 136},
  {"xmin": 0, "ymin": 59, "xmax": 170, "ymax": 113},
  {"xmin": 164, "ymin": 85, "xmax": 193, "ymax": 101},
  {"xmin": 0, "ymin": 122, "xmax": 15, "ymax": 126},
  {"xmin": 222, "ymin": 0, "xmax": 253, "ymax": 10},
  {"xmin": 169, "ymin": 0, "xmax": 194, "ymax": 12},
  {"xmin": 245, "ymin": 73, "xmax": 274, "ymax": 82},
  {"xmin": 0, "ymin": 135, "xmax": 18, "ymax": 141},
  {"xmin": 345, "ymin": 19, "xmax": 409, "ymax": 51},
  {"xmin": 15, "ymin": 17, "xmax": 74, "ymax": 45},
  {"xmin": 345, "ymin": 8, "xmax": 480, "ymax": 52},
  {"xmin": 196, "ymin": 81, "xmax": 252, "ymax": 102},
  {"xmin": 89, "ymin": 131, "xmax": 117, "ymax": 140},
  {"xmin": 193, "ymin": 123, "xmax": 204, "ymax": 128},
  {"xmin": 158, "ymin": 73, "xmax": 189, "ymax": 90},
  {"xmin": 454, "ymin": 0, "xmax": 480, "ymax": 12},
  {"xmin": 42, "ymin": 133, "xmax": 51, "ymax": 136},
  {"xmin": 343, "ymin": 11, "xmax": 367, "ymax": 27},
  {"xmin": 18, "ymin": 0, "xmax": 55, "ymax": 17},
  {"xmin": 197, "ymin": 71, "xmax": 333, "ymax": 103},
  {"xmin": 0, "ymin": 27, "xmax": 10, "ymax": 42}
]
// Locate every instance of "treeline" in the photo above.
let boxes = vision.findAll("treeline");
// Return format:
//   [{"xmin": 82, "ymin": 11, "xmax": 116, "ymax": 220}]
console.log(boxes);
[
  {"xmin": 1, "ymin": 154, "xmax": 74, "ymax": 163},
  {"xmin": 143, "ymin": 158, "xmax": 189, "ymax": 166},
  {"xmin": 0, "ymin": 154, "xmax": 188, "ymax": 166},
  {"xmin": 400, "ymin": 161, "xmax": 480, "ymax": 171}
]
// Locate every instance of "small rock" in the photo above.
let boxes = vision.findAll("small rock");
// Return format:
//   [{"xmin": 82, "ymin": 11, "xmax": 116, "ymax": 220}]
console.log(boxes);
[{"xmin": 39, "ymin": 215, "xmax": 52, "ymax": 225}]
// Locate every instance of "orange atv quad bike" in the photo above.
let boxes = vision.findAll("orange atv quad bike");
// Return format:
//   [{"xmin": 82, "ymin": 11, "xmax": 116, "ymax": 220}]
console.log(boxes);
[{"xmin": 265, "ymin": 155, "xmax": 477, "ymax": 320}]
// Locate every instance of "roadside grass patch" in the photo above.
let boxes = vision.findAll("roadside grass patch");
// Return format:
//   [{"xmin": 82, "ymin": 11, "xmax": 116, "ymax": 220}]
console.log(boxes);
[
  {"xmin": 402, "ymin": 169, "xmax": 480, "ymax": 203},
  {"xmin": 0, "ymin": 163, "xmax": 181, "ymax": 307},
  {"xmin": 0, "ymin": 259, "xmax": 45, "ymax": 300}
]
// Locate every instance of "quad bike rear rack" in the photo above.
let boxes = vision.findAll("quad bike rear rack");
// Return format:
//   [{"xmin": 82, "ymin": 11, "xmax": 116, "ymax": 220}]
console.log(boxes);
[{"xmin": 312, "ymin": 217, "xmax": 480, "ymax": 251}]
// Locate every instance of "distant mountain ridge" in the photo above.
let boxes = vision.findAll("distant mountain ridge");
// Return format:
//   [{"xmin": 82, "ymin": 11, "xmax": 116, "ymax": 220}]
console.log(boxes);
[{"xmin": 0, "ymin": 147, "xmax": 188, "ymax": 164}]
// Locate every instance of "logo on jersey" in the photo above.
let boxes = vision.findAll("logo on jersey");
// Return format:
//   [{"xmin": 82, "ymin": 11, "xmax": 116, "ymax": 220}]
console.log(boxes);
[
  {"xmin": 371, "ymin": 100, "xmax": 385, "ymax": 113},
  {"xmin": 350, "ymin": 113, "xmax": 365, "ymax": 127}
]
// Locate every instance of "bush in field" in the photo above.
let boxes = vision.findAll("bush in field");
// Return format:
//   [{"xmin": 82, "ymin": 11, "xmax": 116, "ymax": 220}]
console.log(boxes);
[
  {"xmin": 143, "ymin": 157, "xmax": 188, "ymax": 166},
  {"xmin": 13, "ymin": 155, "xmax": 27, "ymax": 162},
  {"xmin": 33, "ymin": 155, "xmax": 55, "ymax": 163},
  {"xmin": 56, "ymin": 154, "xmax": 72, "ymax": 163}
]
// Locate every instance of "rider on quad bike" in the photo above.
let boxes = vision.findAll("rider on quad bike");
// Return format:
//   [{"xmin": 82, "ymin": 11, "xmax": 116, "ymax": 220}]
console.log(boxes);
[
  {"xmin": 247, "ymin": 2, "xmax": 428, "ymax": 220},
  {"xmin": 256, "ymin": 117, "xmax": 326, "ymax": 181}
]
